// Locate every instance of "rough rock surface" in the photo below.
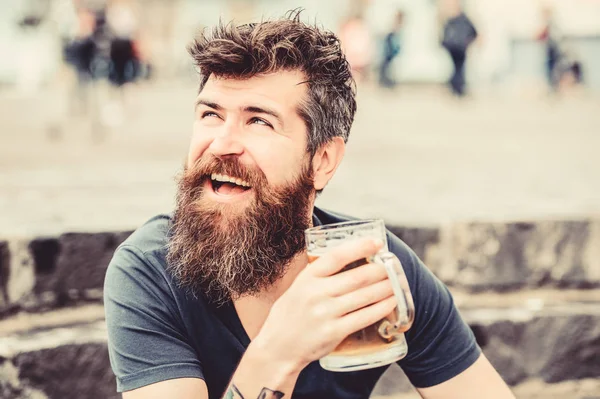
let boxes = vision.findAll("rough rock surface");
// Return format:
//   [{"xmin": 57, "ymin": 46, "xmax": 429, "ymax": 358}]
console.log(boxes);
[
  {"xmin": 372, "ymin": 376, "xmax": 600, "ymax": 399},
  {"xmin": 14, "ymin": 344, "xmax": 117, "ymax": 399},
  {"xmin": 0, "ymin": 358, "xmax": 48, "ymax": 399},
  {"xmin": 0, "ymin": 239, "xmax": 35, "ymax": 316},
  {"xmin": 32, "ymin": 232, "xmax": 131, "ymax": 300},
  {"xmin": 464, "ymin": 303, "xmax": 600, "ymax": 384},
  {"xmin": 3, "ymin": 219, "xmax": 600, "ymax": 317},
  {"xmin": 0, "ymin": 321, "xmax": 116, "ymax": 399},
  {"xmin": 2, "ymin": 295, "xmax": 599, "ymax": 399},
  {"xmin": 0, "ymin": 240, "xmax": 9, "ymax": 310},
  {"xmin": 1, "ymin": 232, "xmax": 131, "ymax": 316},
  {"xmin": 430, "ymin": 220, "xmax": 600, "ymax": 291}
]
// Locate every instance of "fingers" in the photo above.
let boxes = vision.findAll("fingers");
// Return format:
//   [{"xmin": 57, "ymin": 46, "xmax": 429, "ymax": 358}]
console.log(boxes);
[
  {"xmin": 309, "ymin": 238, "xmax": 384, "ymax": 277},
  {"xmin": 325, "ymin": 262, "xmax": 389, "ymax": 297},
  {"xmin": 333, "ymin": 278, "xmax": 394, "ymax": 316},
  {"xmin": 336, "ymin": 296, "xmax": 398, "ymax": 337}
]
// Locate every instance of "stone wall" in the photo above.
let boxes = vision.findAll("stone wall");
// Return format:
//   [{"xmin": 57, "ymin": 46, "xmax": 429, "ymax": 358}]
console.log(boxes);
[
  {"xmin": 1, "ymin": 219, "xmax": 599, "ymax": 398},
  {"xmin": 390, "ymin": 220, "xmax": 600, "ymax": 291},
  {"xmin": 0, "ymin": 232, "xmax": 132, "ymax": 317},
  {"xmin": 1, "ymin": 320, "xmax": 116, "ymax": 399}
]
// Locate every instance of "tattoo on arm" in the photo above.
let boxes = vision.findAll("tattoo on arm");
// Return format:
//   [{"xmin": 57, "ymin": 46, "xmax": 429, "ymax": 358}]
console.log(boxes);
[
  {"xmin": 224, "ymin": 384, "xmax": 284, "ymax": 399},
  {"xmin": 256, "ymin": 388, "xmax": 284, "ymax": 399}
]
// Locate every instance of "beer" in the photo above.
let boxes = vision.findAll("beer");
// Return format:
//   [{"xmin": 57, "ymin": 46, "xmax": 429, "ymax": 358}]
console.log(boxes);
[{"xmin": 307, "ymin": 254, "xmax": 407, "ymax": 358}]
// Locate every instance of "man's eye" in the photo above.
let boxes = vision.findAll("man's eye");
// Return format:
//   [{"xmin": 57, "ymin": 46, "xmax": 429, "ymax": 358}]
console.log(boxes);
[
  {"xmin": 249, "ymin": 117, "xmax": 272, "ymax": 127},
  {"xmin": 202, "ymin": 111, "xmax": 219, "ymax": 118}
]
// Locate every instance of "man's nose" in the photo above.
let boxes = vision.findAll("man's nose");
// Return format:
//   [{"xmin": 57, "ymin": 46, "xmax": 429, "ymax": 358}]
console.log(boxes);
[{"xmin": 207, "ymin": 123, "xmax": 244, "ymax": 157}]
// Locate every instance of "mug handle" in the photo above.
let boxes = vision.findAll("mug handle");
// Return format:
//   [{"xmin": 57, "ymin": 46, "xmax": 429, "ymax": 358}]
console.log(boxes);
[{"xmin": 370, "ymin": 251, "xmax": 415, "ymax": 339}]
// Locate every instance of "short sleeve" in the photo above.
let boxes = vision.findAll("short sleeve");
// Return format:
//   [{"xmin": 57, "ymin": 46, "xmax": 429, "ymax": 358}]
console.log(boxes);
[
  {"xmin": 389, "ymin": 234, "xmax": 481, "ymax": 388},
  {"xmin": 104, "ymin": 245, "xmax": 204, "ymax": 392}
]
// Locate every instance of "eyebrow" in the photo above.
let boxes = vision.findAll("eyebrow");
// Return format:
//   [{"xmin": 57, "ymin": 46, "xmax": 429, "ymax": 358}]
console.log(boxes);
[
  {"xmin": 243, "ymin": 106, "xmax": 283, "ymax": 127},
  {"xmin": 195, "ymin": 99, "xmax": 222, "ymax": 111},
  {"xmin": 195, "ymin": 99, "xmax": 284, "ymax": 127}
]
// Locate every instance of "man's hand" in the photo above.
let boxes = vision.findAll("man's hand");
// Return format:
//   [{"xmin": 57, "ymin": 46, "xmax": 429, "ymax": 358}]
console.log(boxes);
[{"xmin": 251, "ymin": 237, "xmax": 398, "ymax": 370}]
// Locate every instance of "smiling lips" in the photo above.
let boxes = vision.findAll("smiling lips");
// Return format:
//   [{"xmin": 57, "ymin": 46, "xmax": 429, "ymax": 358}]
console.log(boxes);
[
  {"xmin": 210, "ymin": 173, "xmax": 252, "ymax": 196},
  {"xmin": 211, "ymin": 173, "xmax": 251, "ymax": 187}
]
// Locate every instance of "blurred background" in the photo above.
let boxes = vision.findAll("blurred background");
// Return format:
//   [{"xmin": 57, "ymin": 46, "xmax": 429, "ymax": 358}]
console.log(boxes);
[{"xmin": 0, "ymin": 0, "xmax": 599, "ymax": 398}]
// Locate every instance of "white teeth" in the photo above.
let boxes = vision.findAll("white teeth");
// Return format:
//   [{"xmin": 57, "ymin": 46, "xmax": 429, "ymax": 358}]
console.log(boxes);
[{"xmin": 210, "ymin": 173, "xmax": 250, "ymax": 187}]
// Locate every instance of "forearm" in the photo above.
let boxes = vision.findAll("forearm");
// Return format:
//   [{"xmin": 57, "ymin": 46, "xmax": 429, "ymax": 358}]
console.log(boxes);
[{"xmin": 221, "ymin": 337, "xmax": 304, "ymax": 399}]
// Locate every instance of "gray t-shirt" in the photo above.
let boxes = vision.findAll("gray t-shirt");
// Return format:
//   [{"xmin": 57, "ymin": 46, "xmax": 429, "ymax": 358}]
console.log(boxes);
[{"xmin": 104, "ymin": 207, "xmax": 480, "ymax": 398}]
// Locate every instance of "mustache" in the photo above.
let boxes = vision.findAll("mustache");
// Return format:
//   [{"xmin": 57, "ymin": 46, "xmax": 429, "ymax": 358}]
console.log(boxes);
[{"xmin": 184, "ymin": 155, "xmax": 268, "ymax": 188}]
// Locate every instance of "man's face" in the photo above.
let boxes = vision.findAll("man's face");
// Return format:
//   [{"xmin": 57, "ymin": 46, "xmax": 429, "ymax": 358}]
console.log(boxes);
[
  {"xmin": 167, "ymin": 71, "xmax": 318, "ymax": 304},
  {"xmin": 188, "ymin": 70, "xmax": 312, "ymax": 212}
]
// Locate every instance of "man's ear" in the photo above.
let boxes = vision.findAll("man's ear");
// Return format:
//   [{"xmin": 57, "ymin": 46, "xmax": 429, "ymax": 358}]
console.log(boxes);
[{"xmin": 312, "ymin": 137, "xmax": 345, "ymax": 191}]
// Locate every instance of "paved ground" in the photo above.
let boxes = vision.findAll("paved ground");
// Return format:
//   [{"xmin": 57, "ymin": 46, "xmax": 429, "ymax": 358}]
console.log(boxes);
[{"xmin": 1, "ymin": 81, "xmax": 599, "ymax": 236}]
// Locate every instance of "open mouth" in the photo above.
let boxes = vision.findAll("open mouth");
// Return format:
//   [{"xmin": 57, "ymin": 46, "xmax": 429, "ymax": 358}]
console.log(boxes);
[{"xmin": 209, "ymin": 173, "xmax": 252, "ymax": 197}]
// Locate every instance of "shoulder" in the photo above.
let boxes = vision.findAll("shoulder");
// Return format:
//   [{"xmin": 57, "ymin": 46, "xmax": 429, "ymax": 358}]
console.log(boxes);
[
  {"xmin": 105, "ymin": 214, "xmax": 174, "ymax": 297},
  {"xmin": 110, "ymin": 214, "xmax": 171, "ymax": 270},
  {"xmin": 312, "ymin": 207, "xmax": 355, "ymax": 225},
  {"xmin": 103, "ymin": 215, "xmax": 207, "ymax": 392},
  {"xmin": 119, "ymin": 214, "xmax": 171, "ymax": 255},
  {"xmin": 104, "ymin": 214, "xmax": 199, "ymax": 337}
]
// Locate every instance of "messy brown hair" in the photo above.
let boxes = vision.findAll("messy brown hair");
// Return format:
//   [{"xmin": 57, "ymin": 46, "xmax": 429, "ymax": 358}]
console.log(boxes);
[{"xmin": 188, "ymin": 10, "xmax": 357, "ymax": 155}]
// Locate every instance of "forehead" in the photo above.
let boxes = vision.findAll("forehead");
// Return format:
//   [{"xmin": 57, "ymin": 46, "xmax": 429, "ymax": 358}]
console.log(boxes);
[{"xmin": 199, "ymin": 70, "xmax": 308, "ymax": 113}]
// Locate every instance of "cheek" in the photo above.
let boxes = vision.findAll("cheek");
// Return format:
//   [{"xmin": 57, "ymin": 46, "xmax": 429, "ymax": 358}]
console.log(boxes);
[
  {"xmin": 249, "ymin": 141, "xmax": 306, "ymax": 184},
  {"xmin": 187, "ymin": 122, "xmax": 212, "ymax": 167}
]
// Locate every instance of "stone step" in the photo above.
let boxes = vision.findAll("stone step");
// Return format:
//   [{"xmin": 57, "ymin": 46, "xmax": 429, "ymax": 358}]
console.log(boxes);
[
  {"xmin": 463, "ymin": 301, "xmax": 600, "ymax": 385},
  {"xmin": 0, "ymin": 304, "xmax": 105, "ymax": 337},
  {"xmin": 0, "ymin": 321, "xmax": 116, "ymax": 399},
  {"xmin": 0, "ymin": 297, "xmax": 598, "ymax": 398},
  {"xmin": 1, "ymin": 314, "xmax": 599, "ymax": 399},
  {"xmin": 372, "ymin": 374, "xmax": 600, "ymax": 399},
  {"xmin": 2, "ymin": 218, "xmax": 600, "ymax": 317},
  {"xmin": 0, "ymin": 232, "xmax": 131, "ymax": 317}
]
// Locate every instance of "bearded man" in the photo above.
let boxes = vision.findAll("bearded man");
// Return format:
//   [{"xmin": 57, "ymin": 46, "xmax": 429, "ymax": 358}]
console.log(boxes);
[{"xmin": 104, "ymin": 12, "xmax": 515, "ymax": 399}]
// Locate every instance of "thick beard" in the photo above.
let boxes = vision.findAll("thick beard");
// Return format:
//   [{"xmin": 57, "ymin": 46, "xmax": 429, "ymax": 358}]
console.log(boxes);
[{"xmin": 167, "ymin": 155, "xmax": 315, "ymax": 305}]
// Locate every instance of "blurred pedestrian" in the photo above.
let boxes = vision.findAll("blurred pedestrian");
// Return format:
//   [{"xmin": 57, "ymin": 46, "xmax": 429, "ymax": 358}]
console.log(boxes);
[
  {"xmin": 339, "ymin": 14, "xmax": 373, "ymax": 83},
  {"xmin": 107, "ymin": 0, "xmax": 139, "ymax": 88},
  {"xmin": 103, "ymin": 0, "xmax": 139, "ymax": 127},
  {"xmin": 63, "ymin": 5, "xmax": 97, "ymax": 115},
  {"xmin": 13, "ymin": 0, "xmax": 54, "ymax": 94},
  {"xmin": 441, "ymin": 1, "xmax": 477, "ymax": 97},
  {"xmin": 379, "ymin": 11, "xmax": 404, "ymax": 89},
  {"xmin": 536, "ymin": 6, "xmax": 562, "ymax": 92},
  {"xmin": 556, "ymin": 49, "xmax": 584, "ymax": 95}
]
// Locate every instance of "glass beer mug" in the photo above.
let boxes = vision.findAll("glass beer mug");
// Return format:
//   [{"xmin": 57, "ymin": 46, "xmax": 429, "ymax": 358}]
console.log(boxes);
[{"xmin": 305, "ymin": 219, "xmax": 415, "ymax": 372}]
